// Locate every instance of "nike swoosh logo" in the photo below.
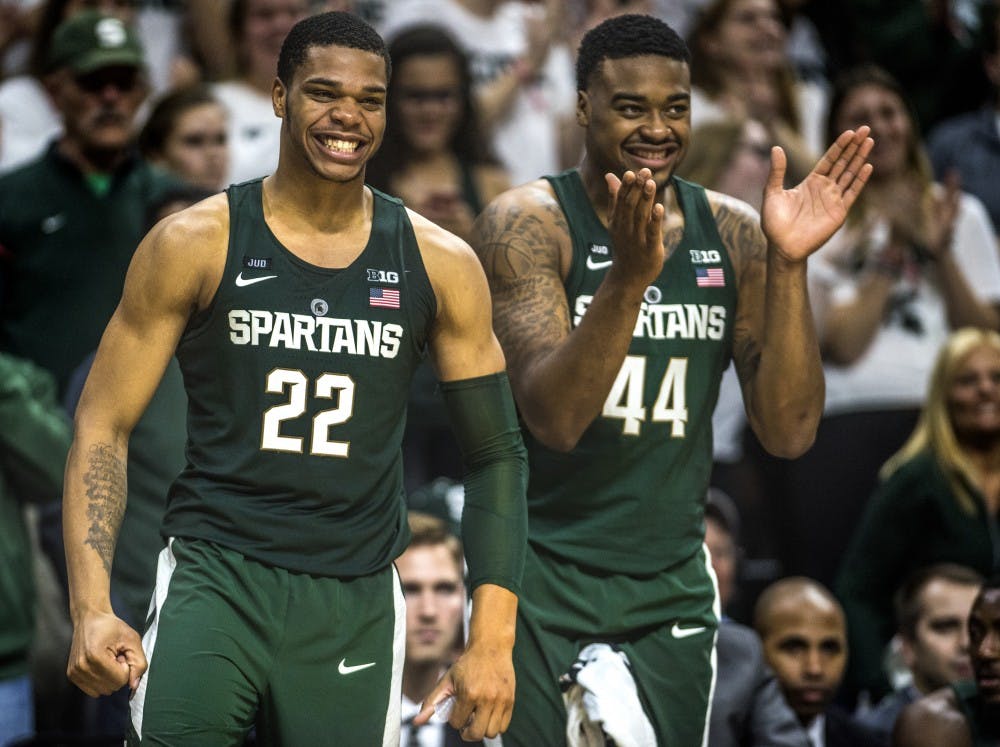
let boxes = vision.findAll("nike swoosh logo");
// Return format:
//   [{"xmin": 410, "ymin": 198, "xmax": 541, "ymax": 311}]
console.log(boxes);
[
  {"xmin": 586, "ymin": 256, "xmax": 613, "ymax": 270},
  {"xmin": 338, "ymin": 658, "xmax": 376, "ymax": 675},
  {"xmin": 671, "ymin": 623, "xmax": 707, "ymax": 639},
  {"xmin": 235, "ymin": 272, "xmax": 278, "ymax": 287}
]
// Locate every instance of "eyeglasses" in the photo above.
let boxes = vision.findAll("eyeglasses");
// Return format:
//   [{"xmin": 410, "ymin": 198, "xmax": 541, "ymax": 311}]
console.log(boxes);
[
  {"xmin": 397, "ymin": 87, "xmax": 461, "ymax": 106},
  {"xmin": 74, "ymin": 68, "xmax": 141, "ymax": 94},
  {"xmin": 178, "ymin": 132, "xmax": 228, "ymax": 148}
]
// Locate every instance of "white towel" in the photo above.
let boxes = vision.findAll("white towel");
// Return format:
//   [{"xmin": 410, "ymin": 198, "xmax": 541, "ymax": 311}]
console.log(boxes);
[{"xmin": 560, "ymin": 643, "xmax": 657, "ymax": 747}]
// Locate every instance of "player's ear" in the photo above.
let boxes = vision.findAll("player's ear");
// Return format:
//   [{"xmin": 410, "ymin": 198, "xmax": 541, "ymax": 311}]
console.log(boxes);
[
  {"xmin": 272, "ymin": 77, "xmax": 287, "ymax": 118},
  {"xmin": 576, "ymin": 91, "xmax": 590, "ymax": 127}
]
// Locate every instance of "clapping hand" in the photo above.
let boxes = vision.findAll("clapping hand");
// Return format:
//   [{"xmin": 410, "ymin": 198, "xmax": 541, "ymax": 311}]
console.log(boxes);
[{"xmin": 761, "ymin": 126, "xmax": 874, "ymax": 262}]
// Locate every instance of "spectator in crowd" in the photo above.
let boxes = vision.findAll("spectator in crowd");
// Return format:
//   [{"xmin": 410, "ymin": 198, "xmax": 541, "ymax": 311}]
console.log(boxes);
[
  {"xmin": 398, "ymin": 512, "xmax": 483, "ymax": 747},
  {"xmin": 781, "ymin": 64, "xmax": 1000, "ymax": 589},
  {"xmin": 0, "ymin": 10, "xmax": 181, "ymax": 396},
  {"xmin": 856, "ymin": 563, "xmax": 982, "ymax": 742},
  {"xmin": 927, "ymin": 1, "xmax": 1000, "ymax": 239},
  {"xmin": 677, "ymin": 115, "xmax": 773, "ymax": 214},
  {"xmin": 686, "ymin": 0, "xmax": 826, "ymax": 181},
  {"xmin": 705, "ymin": 489, "xmax": 809, "ymax": 747},
  {"xmin": 837, "ymin": 327, "xmax": 1000, "ymax": 704},
  {"xmin": 138, "ymin": 84, "xmax": 229, "ymax": 193},
  {"xmin": 755, "ymin": 577, "xmax": 883, "ymax": 747},
  {"xmin": 365, "ymin": 24, "xmax": 512, "ymax": 491},
  {"xmin": 0, "ymin": 354, "xmax": 72, "ymax": 747},
  {"xmin": 212, "ymin": 0, "xmax": 307, "ymax": 184},
  {"xmin": 380, "ymin": 0, "xmax": 578, "ymax": 187},
  {"xmin": 0, "ymin": 0, "xmax": 137, "ymax": 173},
  {"xmin": 367, "ymin": 24, "xmax": 509, "ymax": 243},
  {"xmin": 894, "ymin": 578, "xmax": 1000, "ymax": 747},
  {"xmin": 779, "ymin": 0, "xmax": 829, "ymax": 87}
]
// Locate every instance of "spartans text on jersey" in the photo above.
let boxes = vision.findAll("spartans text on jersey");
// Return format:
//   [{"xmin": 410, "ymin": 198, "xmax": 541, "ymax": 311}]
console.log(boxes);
[
  {"xmin": 228, "ymin": 309, "xmax": 403, "ymax": 358},
  {"xmin": 573, "ymin": 296, "xmax": 727, "ymax": 341}
]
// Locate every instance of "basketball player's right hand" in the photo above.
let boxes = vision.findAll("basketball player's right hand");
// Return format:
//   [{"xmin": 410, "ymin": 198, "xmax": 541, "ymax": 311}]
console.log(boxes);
[
  {"xmin": 605, "ymin": 167, "xmax": 666, "ymax": 288},
  {"xmin": 68, "ymin": 610, "xmax": 147, "ymax": 697}
]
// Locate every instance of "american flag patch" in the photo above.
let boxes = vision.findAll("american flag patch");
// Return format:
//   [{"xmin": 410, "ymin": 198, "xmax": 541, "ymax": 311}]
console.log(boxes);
[
  {"xmin": 369, "ymin": 287, "xmax": 400, "ymax": 309},
  {"xmin": 695, "ymin": 267, "xmax": 725, "ymax": 287}
]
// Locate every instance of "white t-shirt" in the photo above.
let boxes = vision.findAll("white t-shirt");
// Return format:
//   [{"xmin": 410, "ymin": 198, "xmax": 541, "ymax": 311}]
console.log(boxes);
[
  {"xmin": 0, "ymin": 75, "xmax": 61, "ymax": 173},
  {"xmin": 212, "ymin": 81, "xmax": 282, "ymax": 186},
  {"xmin": 382, "ymin": 0, "xmax": 577, "ymax": 187},
  {"xmin": 135, "ymin": 3, "xmax": 185, "ymax": 95},
  {"xmin": 809, "ymin": 190, "xmax": 1000, "ymax": 415}
]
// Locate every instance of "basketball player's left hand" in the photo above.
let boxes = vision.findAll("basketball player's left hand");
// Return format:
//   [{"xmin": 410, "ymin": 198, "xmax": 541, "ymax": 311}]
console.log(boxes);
[
  {"xmin": 414, "ymin": 638, "xmax": 515, "ymax": 741},
  {"xmin": 761, "ymin": 125, "xmax": 874, "ymax": 262}
]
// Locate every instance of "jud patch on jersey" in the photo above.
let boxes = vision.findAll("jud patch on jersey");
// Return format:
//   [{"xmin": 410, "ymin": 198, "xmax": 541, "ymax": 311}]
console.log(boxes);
[{"xmin": 243, "ymin": 256, "xmax": 273, "ymax": 270}]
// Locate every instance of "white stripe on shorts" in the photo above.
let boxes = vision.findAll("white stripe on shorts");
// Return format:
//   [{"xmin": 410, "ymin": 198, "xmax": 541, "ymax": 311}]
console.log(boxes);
[
  {"xmin": 381, "ymin": 564, "xmax": 406, "ymax": 746},
  {"xmin": 700, "ymin": 541, "xmax": 722, "ymax": 747},
  {"xmin": 129, "ymin": 537, "xmax": 178, "ymax": 740}
]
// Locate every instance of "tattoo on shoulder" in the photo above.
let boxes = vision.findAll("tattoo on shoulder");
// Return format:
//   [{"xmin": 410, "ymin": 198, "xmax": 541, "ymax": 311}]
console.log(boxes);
[
  {"xmin": 82, "ymin": 443, "xmax": 126, "ymax": 575},
  {"xmin": 474, "ymin": 198, "xmax": 567, "ymax": 292},
  {"xmin": 473, "ymin": 195, "xmax": 572, "ymax": 370},
  {"xmin": 711, "ymin": 195, "xmax": 767, "ymax": 275}
]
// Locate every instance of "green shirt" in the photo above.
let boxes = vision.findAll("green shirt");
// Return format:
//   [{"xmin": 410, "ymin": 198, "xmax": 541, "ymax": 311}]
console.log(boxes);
[
  {"xmin": 837, "ymin": 451, "xmax": 999, "ymax": 695},
  {"xmin": 163, "ymin": 180, "xmax": 436, "ymax": 577},
  {"xmin": 0, "ymin": 143, "xmax": 181, "ymax": 394}
]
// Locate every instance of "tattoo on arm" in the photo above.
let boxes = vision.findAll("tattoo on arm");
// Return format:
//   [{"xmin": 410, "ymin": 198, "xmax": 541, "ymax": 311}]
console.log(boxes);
[
  {"xmin": 82, "ymin": 443, "xmax": 126, "ymax": 575},
  {"xmin": 712, "ymin": 196, "xmax": 768, "ymax": 388},
  {"xmin": 474, "ymin": 198, "xmax": 571, "ymax": 374}
]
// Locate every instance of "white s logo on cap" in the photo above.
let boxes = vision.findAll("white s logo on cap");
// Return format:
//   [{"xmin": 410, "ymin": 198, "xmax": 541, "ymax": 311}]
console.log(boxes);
[{"xmin": 95, "ymin": 18, "xmax": 127, "ymax": 48}]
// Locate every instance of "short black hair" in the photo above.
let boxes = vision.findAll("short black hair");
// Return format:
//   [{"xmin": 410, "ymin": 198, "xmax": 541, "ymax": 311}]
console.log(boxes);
[
  {"xmin": 576, "ymin": 14, "xmax": 690, "ymax": 91},
  {"xmin": 893, "ymin": 563, "xmax": 984, "ymax": 640},
  {"xmin": 277, "ymin": 11, "xmax": 391, "ymax": 87}
]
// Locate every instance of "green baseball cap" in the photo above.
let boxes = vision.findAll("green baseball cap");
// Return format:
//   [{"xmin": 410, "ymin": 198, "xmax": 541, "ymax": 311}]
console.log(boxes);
[{"xmin": 47, "ymin": 11, "xmax": 145, "ymax": 74}]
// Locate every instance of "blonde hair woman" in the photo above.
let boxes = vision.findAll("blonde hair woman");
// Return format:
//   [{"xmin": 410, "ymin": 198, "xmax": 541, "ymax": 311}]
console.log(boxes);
[{"xmin": 836, "ymin": 327, "xmax": 1000, "ymax": 701}]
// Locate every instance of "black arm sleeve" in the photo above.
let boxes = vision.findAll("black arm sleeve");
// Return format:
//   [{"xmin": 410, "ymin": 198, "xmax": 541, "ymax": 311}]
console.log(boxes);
[{"xmin": 440, "ymin": 371, "xmax": 527, "ymax": 595}]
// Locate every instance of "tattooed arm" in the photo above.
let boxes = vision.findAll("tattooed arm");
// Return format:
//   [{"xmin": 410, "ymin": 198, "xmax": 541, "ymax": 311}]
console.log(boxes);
[
  {"xmin": 64, "ymin": 196, "xmax": 227, "ymax": 697},
  {"xmin": 722, "ymin": 128, "xmax": 874, "ymax": 457},
  {"xmin": 472, "ymin": 170, "xmax": 666, "ymax": 451}
]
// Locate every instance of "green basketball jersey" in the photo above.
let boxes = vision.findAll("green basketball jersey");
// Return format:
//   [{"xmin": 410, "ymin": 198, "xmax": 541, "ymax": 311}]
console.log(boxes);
[
  {"xmin": 162, "ymin": 180, "xmax": 435, "ymax": 577},
  {"xmin": 527, "ymin": 170, "xmax": 737, "ymax": 575}
]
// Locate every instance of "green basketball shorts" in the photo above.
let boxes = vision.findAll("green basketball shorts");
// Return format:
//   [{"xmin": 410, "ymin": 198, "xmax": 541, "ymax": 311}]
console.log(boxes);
[{"xmin": 127, "ymin": 537, "xmax": 405, "ymax": 746}]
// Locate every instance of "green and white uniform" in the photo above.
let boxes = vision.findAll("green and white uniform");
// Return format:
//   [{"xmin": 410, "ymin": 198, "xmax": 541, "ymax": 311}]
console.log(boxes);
[
  {"xmin": 130, "ymin": 180, "xmax": 435, "ymax": 746},
  {"xmin": 506, "ymin": 171, "xmax": 736, "ymax": 746}
]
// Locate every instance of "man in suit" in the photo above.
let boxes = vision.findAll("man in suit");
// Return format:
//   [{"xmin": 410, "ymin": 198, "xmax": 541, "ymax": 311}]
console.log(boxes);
[
  {"xmin": 756, "ymin": 577, "xmax": 882, "ymax": 747},
  {"xmin": 399, "ymin": 511, "xmax": 483, "ymax": 747}
]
